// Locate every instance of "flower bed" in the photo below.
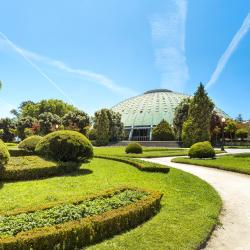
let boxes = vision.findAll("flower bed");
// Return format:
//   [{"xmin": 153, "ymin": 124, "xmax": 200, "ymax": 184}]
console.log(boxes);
[{"xmin": 0, "ymin": 187, "xmax": 162, "ymax": 249}]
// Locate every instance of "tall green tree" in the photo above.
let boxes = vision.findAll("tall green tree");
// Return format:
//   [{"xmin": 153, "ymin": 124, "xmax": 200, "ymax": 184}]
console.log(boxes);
[
  {"xmin": 182, "ymin": 83, "xmax": 214, "ymax": 147},
  {"xmin": 173, "ymin": 98, "xmax": 191, "ymax": 141},
  {"xmin": 225, "ymin": 120, "xmax": 237, "ymax": 142},
  {"xmin": 38, "ymin": 112, "xmax": 61, "ymax": 135},
  {"xmin": 0, "ymin": 118, "xmax": 16, "ymax": 142},
  {"xmin": 95, "ymin": 109, "xmax": 109, "ymax": 146}
]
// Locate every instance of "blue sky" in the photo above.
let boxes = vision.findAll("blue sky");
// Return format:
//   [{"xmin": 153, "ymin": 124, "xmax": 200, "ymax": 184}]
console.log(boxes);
[{"xmin": 0, "ymin": 0, "xmax": 250, "ymax": 119}]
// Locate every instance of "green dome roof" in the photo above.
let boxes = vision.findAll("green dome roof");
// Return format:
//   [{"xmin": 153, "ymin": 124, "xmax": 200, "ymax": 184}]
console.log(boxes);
[{"xmin": 112, "ymin": 89, "xmax": 228, "ymax": 127}]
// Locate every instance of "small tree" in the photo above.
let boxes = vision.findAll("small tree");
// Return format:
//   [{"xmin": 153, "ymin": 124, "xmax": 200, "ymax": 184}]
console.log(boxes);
[
  {"xmin": 38, "ymin": 112, "xmax": 61, "ymax": 135},
  {"xmin": 173, "ymin": 98, "xmax": 191, "ymax": 141},
  {"xmin": 225, "ymin": 120, "xmax": 237, "ymax": 142},
  {"xmin": 182, "ymin": 83, "xmax": 214, "ymax": 147},
  {"xmin": 152, "ymin": 119, "xmax": 175, "ymax": 141},
  {"xmin": 236, "ymin": 128, "xmax": 248, "ymax": 141},
  {"xmin": 95, "ymin": 109, "xmax": 110, "ymax": 146}
]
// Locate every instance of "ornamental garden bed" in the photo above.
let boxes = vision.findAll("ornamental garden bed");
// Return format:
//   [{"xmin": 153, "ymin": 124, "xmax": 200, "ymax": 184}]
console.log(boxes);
[
  {"xmin": 0, "ymin": 187, "xmax": 162, "ymax": 250},
  {"xmin": 1, "ymin": 156, "xmax": 80, "ymax": 181}
]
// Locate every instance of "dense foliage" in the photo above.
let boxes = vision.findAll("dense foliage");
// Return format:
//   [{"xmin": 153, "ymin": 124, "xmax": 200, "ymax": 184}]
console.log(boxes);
[
  {"xmin": 94, "ymin": 109, "xmax": 124, "ymax": 146},
  {"xmin": 95, "ymin": 109, "xmax": 110, "ymax": 146},
  {"xmin": 16, "ymin": 116, "xmax": 35, "ymax": 140},
  {"xmin": 18, "ymin": 136, "xmax": 43, "ymax": 152},
  {"xmin": 125, "ymin": 142, "xmax": 143, "ymax": 154},
  {"xmin": 188, "ymin": 141, "xmax": 215, "ymax": 159},
  {"xmin": 225, "ymin": 120, "xmax": 237, "ymax": 142},
  {"xmin": 0, "ymin": 139, "xmax": 10, "ymax": 167},
  {"xmin": 152, "ymin": 119, "xmax": 175, "ymax": 141},
  {"xmin": 182, "ymin": 84, "xmax": 214, "ymax": 147},
  {"xmin": 236, "ymin": 128, "xmax": 248, "ymax": 140},
  {"xmin": 0, "ymin": 189, "xmax": 148, "ymax": 237},
  {"xmin": 38, "ymin": 112, "xmax": 61, "ymax": 135},
  {"xmin": 35, "ymin": 130, "xmax": 93, "ymax": 162},
  {"xmin": 0, "ymin": 118, "xmax": 16, "ymax": 142},
  {"xmin": 173, "ymin": 98, "xmax": 191, "ymax": 140},
  {"xmin": 62, "ymin": 110, "xmax": 90, "ymax": 134}
]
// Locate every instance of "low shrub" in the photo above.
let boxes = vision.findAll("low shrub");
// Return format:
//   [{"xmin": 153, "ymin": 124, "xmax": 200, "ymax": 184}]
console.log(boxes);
[
  {"xmin": 0, "ymin": 187, "xmax": 162, "ymax": 249},
  {"xmin": 35, "ymin": 130, "xmax": 93, "ymax": 162},
  {"xmin": 188, "ymin": 141, "xmax": 215, "ymax": 159},
  {"xmin": 233, "ymin": 153, "xmax": 250, "ymax": 158},
  {"xmin": 8, "ymin": 148, "xmax": 33, "ymax": 157},
  {"xmin": 125, "ymin": 143, "xmax": 143, "ymax": 154},
  {"xmin": 1, "ymin": 156, "xmax": 80, "ymax": 181},
  {"xmin": 18, "ymin": 136, "xmax": 43, "ymax": 153},
  {"xmin": 0, "ymin": 140, "xmax": 10, "ymax": 167},
  {"xmin": 95, "ymin": 155, "xmax": 170, "ymax": 173}
]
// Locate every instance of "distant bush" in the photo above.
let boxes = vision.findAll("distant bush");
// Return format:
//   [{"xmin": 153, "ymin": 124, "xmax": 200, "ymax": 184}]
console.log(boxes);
[
  {"xmin": 18, "ymin": 136, "xmax": 43, "ymax": 153},
  {"xmin": 188, "ymin": 141, "xmax": 215, "ymax": 159},
  {"xmin": 35, "ymin": 130, "xmax": 93, "ymax": 162},
  {"xmin": 152, "ymin": 119, "xmax": 175, "ymax": 141},
  {"xmin": 0, "ymin": 139, "xmax": 10, "ymax": 167},
  {"xmin": 88, "ymin": 128, "xmax": 97, "ymax": 141},
  {"xmin": 125, "ymin": 143, "xmax": 143, "ymax": 154},
  {"xmin": 236, "ymin": 128, "xmax": 248, "ymax": 141}
]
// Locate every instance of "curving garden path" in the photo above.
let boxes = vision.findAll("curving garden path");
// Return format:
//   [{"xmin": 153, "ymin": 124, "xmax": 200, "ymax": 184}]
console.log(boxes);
[{"xmin": 143, "ymin": 149, "xmax": 250, "ymax": 250}]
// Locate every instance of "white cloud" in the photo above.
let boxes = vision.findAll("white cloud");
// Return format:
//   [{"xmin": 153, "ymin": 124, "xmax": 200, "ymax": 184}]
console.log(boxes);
[
  {"xmin": 150, "ymin": 0, "xmax": 189, "ymax": 92},
  {"xmin": 206, "ymin": 12, "xmax": 250, "ymax": 89},
  {"xmin": 0, "ymin": 32, "xmax": 137, "ymax": 99}
]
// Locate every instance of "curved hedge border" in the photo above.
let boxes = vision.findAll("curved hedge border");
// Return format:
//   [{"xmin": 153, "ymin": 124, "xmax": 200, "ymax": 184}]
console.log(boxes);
[
  {"xmin": 95, "ymin": 155, "xmax": 170, "ymax": 173},
  {"xmin": 1, "ymin": 162, "xmax": 80, "ymax": 181},
  {"xmin": 0, "ymin": 187, "xmax": 162, "ymax": 250},
  {"xmin": 8, "ymin": 148, "xmax": 33, "ymax": 157}
]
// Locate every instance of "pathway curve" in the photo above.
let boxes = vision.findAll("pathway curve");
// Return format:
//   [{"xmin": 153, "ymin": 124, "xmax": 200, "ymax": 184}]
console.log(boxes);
[{"xmin": 143, "ymin": 149, "xmax": 250, "ymax": 250}]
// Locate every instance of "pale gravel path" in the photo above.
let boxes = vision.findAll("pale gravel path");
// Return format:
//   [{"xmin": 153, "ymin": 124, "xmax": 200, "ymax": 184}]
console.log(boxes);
[{"xmin": 143, "ymin": 149, "xmax": 250, "ymax": 250}]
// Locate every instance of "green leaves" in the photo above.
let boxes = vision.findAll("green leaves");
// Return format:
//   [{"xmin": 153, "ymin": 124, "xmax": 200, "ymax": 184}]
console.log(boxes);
[{"xmin": 0, "ymin": 189, "xmax": 148, "ymax": 237}]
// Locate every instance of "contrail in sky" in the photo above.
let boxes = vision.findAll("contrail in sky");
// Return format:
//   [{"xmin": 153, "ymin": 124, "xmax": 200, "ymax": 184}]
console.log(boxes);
[{"xmin": 206, "ymin": 13, "xmax": 250, "ymax": 89}]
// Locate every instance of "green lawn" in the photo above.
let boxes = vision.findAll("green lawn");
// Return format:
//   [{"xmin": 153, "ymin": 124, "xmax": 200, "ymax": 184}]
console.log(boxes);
[
  {"xmin": 172, "ymin": 155, "xmax": 250, "ymax": 175},
  {"xmin": 0, "ymin": 158, "xmax": 221, "ymax": 250},
  {"xmin": 94, "ymin": 146, "xmax": 188, "ymax": 158}
]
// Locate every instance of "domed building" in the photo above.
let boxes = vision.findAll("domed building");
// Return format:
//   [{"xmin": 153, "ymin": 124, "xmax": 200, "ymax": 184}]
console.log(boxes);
[{"xmin": 112, "ymin": 89, "xmax": 228, "ymax": 141}]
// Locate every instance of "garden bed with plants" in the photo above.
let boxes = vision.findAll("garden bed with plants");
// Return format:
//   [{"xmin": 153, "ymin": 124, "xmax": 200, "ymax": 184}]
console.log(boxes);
[{"xmin": 0, "ymin": 187, "xmax": 162, "ymax": 249}]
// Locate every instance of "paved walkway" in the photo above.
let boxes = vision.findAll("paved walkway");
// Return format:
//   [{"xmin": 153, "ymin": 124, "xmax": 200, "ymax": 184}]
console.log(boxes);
[{"xmin": 143, "ymin": 149, "xmax": 250, "ymax": 250}]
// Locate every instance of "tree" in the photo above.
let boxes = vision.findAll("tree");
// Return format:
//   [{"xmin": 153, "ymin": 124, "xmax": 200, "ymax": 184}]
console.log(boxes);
[
  {"xmin": 38, "ymin": 112, "xmax": 61, "ymax": 135},
  {"xmin": 236, "ymin": 128, "xmax": 248, "ymax": 141},
  {"xmin": 236, "ymin": 114, "xmax": 243, "ymax": 123},
  {"xmin": 0, "ymin": 118, "xmax": 16, "ymax": 142},
  {"xmin": 95, "ymin": 109, "xmax": 110, "ymax": 146},
  {"xmin": 16, "ymin": 116, "xmax": 36, "ymax": 140},
  {"xmin": 152, "ymin": 119, "xmax": 175, "ymax": 141},
  {"xmin": 173, "ymin": 98, "xmax": 191, "ymax": 140},
  {"xmin": 62, "ymin": 110, "xmax": 90, "ymax": 134},
  {"xmin": 182, "ymin": 83, "xmax": 214, "ymax": 147},
  {"xmin": 94, "ymin": 109, "xmax": 124, "ymax": 143},
  {"xmin": 210, "ymin": 112, "xmax": 222, "ymax": 145},
  {"xmin": 225, "ymin": 120, "xmax": 237, "ymax": 142}
]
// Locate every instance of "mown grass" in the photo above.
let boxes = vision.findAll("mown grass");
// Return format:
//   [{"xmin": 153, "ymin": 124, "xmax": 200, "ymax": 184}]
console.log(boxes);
[
  {"xmin": 0, "ymin": 158, "xmax": 221, "ymax": 249},
  {"xmin": 94, "ymin": 146, "xmax": 188, "ymax": 158},
  {"xmin": 172, "ymin": 155, "xmax": 250, "ymax": 175}
]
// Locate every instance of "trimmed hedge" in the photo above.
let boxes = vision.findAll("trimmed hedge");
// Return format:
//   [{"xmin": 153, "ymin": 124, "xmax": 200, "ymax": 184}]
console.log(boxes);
[
  {"xmin": 188, "ymin": 141, "xmax": 215, "ymax": 159},
  {"xmin": 0, "ymin": 187, "xmax": 162, "ymax": 250},
  {"xmin": 8, "ymin": 148, "xmax": 33, "ymax": 157},
  {"xmin": 35, "ymin": 130, "xmax": 93, "ymax": 162},
  {"xmin": 18, "ymin": 136, "xmax": 43, "ymax": 153},
  {"xmin": 125, "ymin": 142, "xmax": 143, "ymax": 154},
  {"xmin": 0, "ymin": 140, "xmax": 10, "ymax": 166},
  {"xmin": 95, "ymin": 155, "xmax": 170, "ymax": 173}
]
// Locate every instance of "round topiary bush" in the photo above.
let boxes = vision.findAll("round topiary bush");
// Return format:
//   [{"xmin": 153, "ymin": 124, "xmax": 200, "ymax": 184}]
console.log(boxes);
[
  {"xmin": 18, "ymin": 136, "xmax": 43, "ymax": 153},
  {"xmin": 188, "ymin": 141, "xmax": 215, "ymax": 159},
  {"xmin": 125, "ymin": 142, "xmax": 143, "ymax": 154},
  {"xmin": 35, "ymin": 130, "xmax": 93, "ymax": 162},
  {"xmin": 0, "ymin": 139, "xmax": 10, "ymax": 167}
]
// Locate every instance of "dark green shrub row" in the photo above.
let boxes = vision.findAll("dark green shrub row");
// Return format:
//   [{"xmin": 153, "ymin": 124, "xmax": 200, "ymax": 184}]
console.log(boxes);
[
  {"xmin": 18, "ymin": 136, "xmax": 43, "ymax": 153},
  {"xmin": 0, "ymin": 187, "xmax": 162, "ymax": 250},
  {"xmin": 95, "ymin": 155, "xmax": 170, "ymax": 173},
  {"xmin": 125, "ymin": 142, "xmax": 143, "ymax": 154},
  {"xmin": 188, "ymin": 141, "xmax": 215, "ymax": 159},
  {"xmin": 233, "ymin": 153, "xmax": 250, "ymax": 158},
  {"xmin": 1, "ymin": 162, "xmax": 80, "ymax": 181},
  {"xmin": 8, "ymin": 148, "xmax": 33, "ymax": 157}
]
